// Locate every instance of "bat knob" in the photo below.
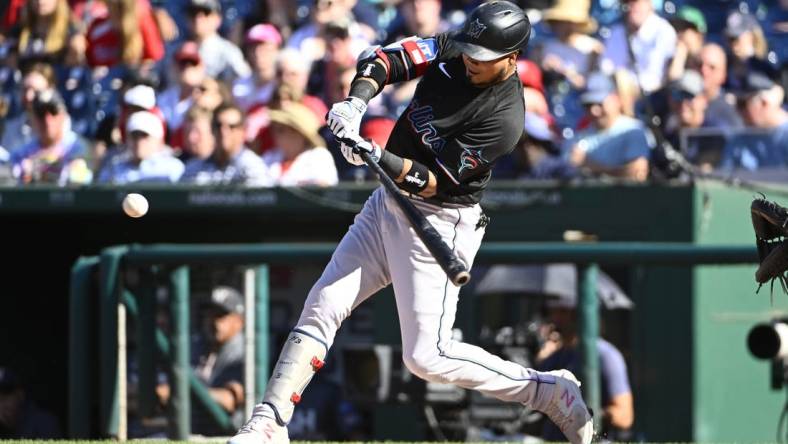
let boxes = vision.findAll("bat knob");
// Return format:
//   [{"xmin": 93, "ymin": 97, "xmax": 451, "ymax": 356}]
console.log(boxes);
[{"xmin": 452, "ymin": 271, "xmax": 471, "ymax": 287}]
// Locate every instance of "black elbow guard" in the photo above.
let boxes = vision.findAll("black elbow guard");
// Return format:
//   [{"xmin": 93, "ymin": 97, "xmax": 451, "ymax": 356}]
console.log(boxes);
[
  {"xmin": 356, "ymin": 45, "xmax": 381, "ymax": 70},
  {"xmin": 354, "ymin": 46, "xmax": 389, "ymax": 91}
]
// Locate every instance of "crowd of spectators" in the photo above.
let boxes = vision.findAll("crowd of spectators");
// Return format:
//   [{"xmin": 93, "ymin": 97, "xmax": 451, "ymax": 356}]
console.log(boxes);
[{"xmin": 0, "ymin": 0, "xmax": 787, "ymax": 187}]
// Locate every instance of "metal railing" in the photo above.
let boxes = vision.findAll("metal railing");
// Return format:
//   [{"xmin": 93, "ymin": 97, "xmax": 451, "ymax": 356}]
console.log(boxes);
[{"xmin": 68, "ymin": 242, "xmax": 758, "ymax": 439}]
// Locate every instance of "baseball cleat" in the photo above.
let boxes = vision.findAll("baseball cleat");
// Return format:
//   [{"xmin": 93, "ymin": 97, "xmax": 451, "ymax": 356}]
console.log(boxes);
[
  {"xmin": 540, "ymin": 370, "xmax": 594, "ymax": 444},
  {"xmin": 227, "ymin": 415, "xmax": 289, "ymax": 444}
]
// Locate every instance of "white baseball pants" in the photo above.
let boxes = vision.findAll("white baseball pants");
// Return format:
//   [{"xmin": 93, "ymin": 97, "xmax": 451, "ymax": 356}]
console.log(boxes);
[{"xmin": 295, "ymin": 186, "xmax": 545, "ymax": 405}]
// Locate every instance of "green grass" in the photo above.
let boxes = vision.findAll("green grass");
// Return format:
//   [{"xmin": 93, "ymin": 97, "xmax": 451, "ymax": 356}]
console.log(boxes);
[
  {"xmin": 0, "ymin": 438, "xmax": 508, "ymax": 444},
  {"xmin": 0, "ymin": 441, "xmax": 518, "ymax": 444}
]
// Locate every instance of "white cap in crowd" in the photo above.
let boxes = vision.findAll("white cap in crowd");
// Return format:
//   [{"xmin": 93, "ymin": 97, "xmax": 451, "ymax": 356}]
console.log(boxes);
[
  {"xmin": 126, "ymin": 111, "xmax": 164, "ymax": 140},
  {"xmin": 123, "ymin": 85, "xmax": 157, "ymax": 110}
]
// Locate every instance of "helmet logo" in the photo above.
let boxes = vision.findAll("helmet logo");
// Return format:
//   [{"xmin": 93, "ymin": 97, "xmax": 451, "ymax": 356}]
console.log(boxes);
[{"xmin": 466, "ymin": 19, "xmax": 487, "ymax": 39}]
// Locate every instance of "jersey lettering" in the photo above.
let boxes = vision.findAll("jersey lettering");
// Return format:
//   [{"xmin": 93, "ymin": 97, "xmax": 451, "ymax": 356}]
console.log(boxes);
[{"xmin": 407, "ymin": 101, "xmax": 445, "ymax": 153}]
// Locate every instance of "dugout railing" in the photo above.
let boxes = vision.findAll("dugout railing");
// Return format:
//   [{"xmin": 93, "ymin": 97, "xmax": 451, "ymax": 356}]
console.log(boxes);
[{"xmin": 68, "ymin": 242, "xmax": 757, "ymax": 440}]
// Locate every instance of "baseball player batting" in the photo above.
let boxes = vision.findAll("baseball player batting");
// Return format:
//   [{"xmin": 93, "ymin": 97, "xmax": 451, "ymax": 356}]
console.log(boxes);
[{"xmin": 229, "ymin": 2, "xmax": 593, "ymax": 444}]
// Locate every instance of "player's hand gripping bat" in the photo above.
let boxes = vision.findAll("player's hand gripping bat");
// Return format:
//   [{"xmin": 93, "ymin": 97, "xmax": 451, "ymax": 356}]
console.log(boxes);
[{"xmin": 347, "ymin": 141, "xmax": 471, "ymax": 286}]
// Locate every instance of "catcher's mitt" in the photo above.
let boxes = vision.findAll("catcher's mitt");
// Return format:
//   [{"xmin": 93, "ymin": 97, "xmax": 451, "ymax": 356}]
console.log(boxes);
[{"xmin": 751, "ymin": 197, "xmax": 788, "ymax": 295}]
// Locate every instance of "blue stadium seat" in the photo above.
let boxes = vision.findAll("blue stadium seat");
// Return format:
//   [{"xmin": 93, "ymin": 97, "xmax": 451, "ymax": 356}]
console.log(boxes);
[
  {"xmin": 91, "ymin": 66, "xmax": 129, "ymax": 131},
  {"xmin": 526, "ymin": 19, "xmax": 556, "ymax": 53},
  {"xmin": 151, "ymin": 0, "xmax": 255, "ymax": 41},
  {"xmin": 0, "ymin": 66, "xmax": 21, "ymax": 120},
  {"xmin": 685, "ymin": 0, "xmax": 757, "ymax": 34},
  {"xmin": 547, "ymin": 80, "xmax": 585, "ymax": 138},
  {"xmin": 766, "ymin": 32, "xmax": 788, "ymax": 65},
  {"xmin": 56, "ymin": 65, "xmax": 96, "ymax": 137},
  {"xmin": 591, "ymin": 0, "xmax": 624, "ymax": 27}
]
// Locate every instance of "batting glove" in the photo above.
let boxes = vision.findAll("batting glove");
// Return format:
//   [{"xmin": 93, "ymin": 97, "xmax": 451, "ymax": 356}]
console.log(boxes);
[
  {"xmin": 327, "ymin": 97, "xmax": 367, "ymax": 139},
  {"xmin": 340, "ymin": 135, "xmax": 381, "ymax": 166}
]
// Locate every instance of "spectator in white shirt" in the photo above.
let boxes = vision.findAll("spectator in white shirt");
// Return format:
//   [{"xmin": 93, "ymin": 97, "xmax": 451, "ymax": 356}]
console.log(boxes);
[
  {"xmin": 263, "ymin": 102, "xmax": 338, "ymax": 187},
  {"xmin": 601, "ymin": 0, "xmax": 676, "ymax": 93}
]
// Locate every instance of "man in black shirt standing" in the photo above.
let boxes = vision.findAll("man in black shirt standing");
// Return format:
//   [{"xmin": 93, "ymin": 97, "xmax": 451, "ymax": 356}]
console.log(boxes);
[{"xmin": 229, "ymin": 2, "xmax": 593, "ymax": 444}]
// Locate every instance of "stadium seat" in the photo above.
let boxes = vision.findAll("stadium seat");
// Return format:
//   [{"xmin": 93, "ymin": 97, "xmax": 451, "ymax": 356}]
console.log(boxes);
[
  {"xmin": 56, "ymin": 65, "xmax": 97, "ymax": 137},
  {"xmin": 92, "ymin": 65, "xmax": 129, "ymax": 127},
  {"xmin": 0, "ymin": 65, "xmax": 21, "ymax": 120}
]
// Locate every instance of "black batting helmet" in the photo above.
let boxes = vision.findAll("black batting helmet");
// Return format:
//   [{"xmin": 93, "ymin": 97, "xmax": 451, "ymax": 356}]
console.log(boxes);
[{"xmin": 453, "ymin": 1, "xmax": 531, "ymax": 61}]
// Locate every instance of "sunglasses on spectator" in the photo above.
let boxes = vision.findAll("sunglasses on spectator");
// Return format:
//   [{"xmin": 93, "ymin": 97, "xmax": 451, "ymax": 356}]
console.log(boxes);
[
  {"xmin": 178, "ymin": 59, "xmax": 199, "ymax": 68},
  {"xmin": 196, "ymin": 84, "xmax": 218, "ymax": 93},
  {"xmin": 736, "ymin": 96, "xmax": 755, "ymax": 109},
  {"xmin": 189, "ymin": 8, "xmax": 213, "ymax": 17},
  {"xmin": 33, "ymin": 104, "xmax": 62, "ymax": 118}
]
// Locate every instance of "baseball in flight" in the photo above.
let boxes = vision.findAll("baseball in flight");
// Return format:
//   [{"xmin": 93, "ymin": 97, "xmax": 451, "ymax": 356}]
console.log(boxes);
[{"xmin": 122, "ymin": 193, "xmax": 149, "ymax": 218}]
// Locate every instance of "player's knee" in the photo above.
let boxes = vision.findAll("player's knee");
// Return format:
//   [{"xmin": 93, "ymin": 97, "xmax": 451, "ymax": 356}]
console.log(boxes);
[
  {"xmin": 401, "ymin": 349, "xmax": 445, "ymax": 383},
  {"xmin": 309, "ymin": 284, "xmax": 352, "ymax": 323}
]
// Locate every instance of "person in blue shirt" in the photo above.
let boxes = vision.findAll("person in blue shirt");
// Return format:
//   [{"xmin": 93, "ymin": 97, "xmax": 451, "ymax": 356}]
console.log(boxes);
[
  {"xmin": 566, "ymin": 73, "xmax": 653, "ymax": 181},
  {"xmin": 180, "ymin": 102, "xmax": 268, "ymax": 185},
  {"xmin": 719, "ymin": 72, "xmax": 788, "ymax": 172},
  {"xmin": 1, "ymin": 63, "xmax": 56, "ymax": 154},
  {"xmin": 9, "ymin": 89, "xmax": 92, "ymax": 185},
  {"xmin": 510, "ymin": 112, "xmax": 577, "ymax": 181},
  {"xmin": 699, "ymin": 44, "xmax": 743, "ymax": 131},
  {"xmin": 97, "ymin": 111, "xmax": 184, "ymax": 184},
  {"xmin": 537, "ymin": 295, "xmax": 634, "ymax": 441}
]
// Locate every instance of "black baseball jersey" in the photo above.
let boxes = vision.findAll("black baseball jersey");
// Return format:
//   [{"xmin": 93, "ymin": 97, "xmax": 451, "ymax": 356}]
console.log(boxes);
[{"xmin": 379, "ymin": 32, "xmax": 525, "ymax": 205}]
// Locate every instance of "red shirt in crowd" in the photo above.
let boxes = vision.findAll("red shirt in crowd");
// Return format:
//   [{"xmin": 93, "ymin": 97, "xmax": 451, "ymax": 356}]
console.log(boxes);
[{"xmin": 85, "ymin": 0, "xmax": 164, "ymax": 67}]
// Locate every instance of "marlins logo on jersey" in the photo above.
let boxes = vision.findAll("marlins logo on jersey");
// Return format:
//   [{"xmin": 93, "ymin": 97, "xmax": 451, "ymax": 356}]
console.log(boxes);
[{"xmin": 459, "ymin": 148, "xmax": 485, "ymax": 175}]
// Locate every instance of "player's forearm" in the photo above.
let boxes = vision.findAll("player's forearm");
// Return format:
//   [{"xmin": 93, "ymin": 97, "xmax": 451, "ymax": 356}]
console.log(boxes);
[
  {"xmin": 379, "ymin": 151, "xmax": 438, "ymax": 198},
  {"xmin": 349, "ymin": 54, "xmax": 394, "ymax": 103},
  {"xmin": 348, "ymin": 70, "xmax": 383, "ymax": 103},
  {"xmin": 397, "ymin": 158, "xmax": 438, "ymax": 197},
  {"xmin": 582, "ymin": 157, "xmax": 649, "ymax": 181},
  {"xmin": 209, "ymin": 384, "xmax": 244, "ymax": 412},
  {"xmin": 604, "ymin": 392, "xmax": 634, "ymax": 429}
]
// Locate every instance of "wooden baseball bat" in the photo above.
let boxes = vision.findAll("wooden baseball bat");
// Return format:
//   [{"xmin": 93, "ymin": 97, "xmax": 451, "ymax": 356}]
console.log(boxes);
[{"xmin": 358, "ymin": 150, "xmax": 471, "ymax": 286}]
